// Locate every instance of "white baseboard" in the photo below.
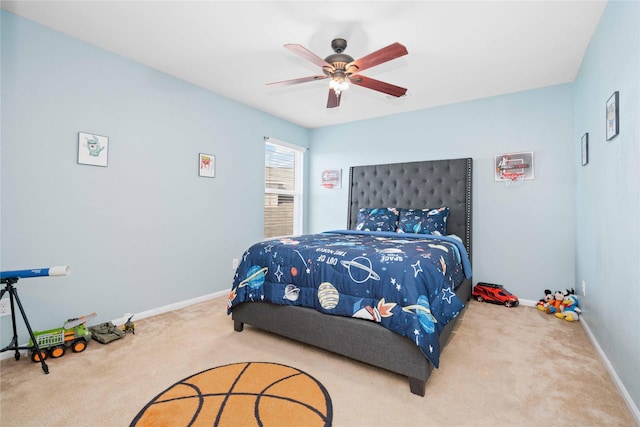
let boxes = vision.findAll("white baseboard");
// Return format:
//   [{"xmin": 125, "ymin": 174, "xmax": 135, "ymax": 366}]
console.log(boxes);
[
  {"xmin": 109, "ymin": 290, "xmax": 227, "ymax": 325},
  {"xmin": 518, "ymin": 298, "xmax": 538, "ymax": 307},
  {"xmin": 0, "ymin": 290, "xmax": 228, "ymax": 361},
  {"xmin": 580, "ymin": 316, "xmax": 640, "ymax": 425}
]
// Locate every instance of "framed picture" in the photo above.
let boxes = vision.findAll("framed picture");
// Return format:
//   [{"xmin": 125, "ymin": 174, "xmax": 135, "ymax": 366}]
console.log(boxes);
[
  {"xmin": 606, "ymin": 91, "xmax": 619, "ymax": 141},
  {"xmin": 199, "ymin": 153, "xmax": 215, "ymax": 178},
  {"xmin": 581, "ymin": 133, "xmax": 589, "ymax": 166},
  {"xmin": 321, "ymin": 168, "xmax": 342, "ymax": 189},
  {"xmin": 78, "ymin": 132, "xmax": 109, "ymax": 167}
]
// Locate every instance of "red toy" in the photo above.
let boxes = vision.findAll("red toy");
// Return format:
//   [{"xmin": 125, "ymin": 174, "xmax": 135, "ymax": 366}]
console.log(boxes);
[{"xmin": 472, "ymin": 282, "xmax": 519, "ymax": 307}]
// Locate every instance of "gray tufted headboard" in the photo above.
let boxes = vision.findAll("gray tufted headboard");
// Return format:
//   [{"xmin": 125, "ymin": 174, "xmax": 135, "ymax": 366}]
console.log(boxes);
[{"xmin": 347, "ymin": 158, "xmax": 473, "ymax": 261}]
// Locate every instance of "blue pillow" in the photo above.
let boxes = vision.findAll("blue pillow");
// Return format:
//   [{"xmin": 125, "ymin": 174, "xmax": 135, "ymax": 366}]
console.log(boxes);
[
  {"xmin": 396, "ymin": 207, "xmax": 449, "ymax": 235},
  {"xmin": 355, "ymin": 208, "xmax": 399, "ymax": 232}
]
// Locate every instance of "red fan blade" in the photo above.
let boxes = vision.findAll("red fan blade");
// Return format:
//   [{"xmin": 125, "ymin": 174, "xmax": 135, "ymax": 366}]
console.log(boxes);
[
  {"xmin": 350, "ymin": 75, "xmax": 407, "ymax": 97},
  {"xmin": 284, "ymin": 44, "xmax": 333, "ymax": 69},
  {"xmin": 350, "ymin": 42, "xmax": 408, "ymax": 73},
  {"xmin": 266, "ymin": 75, "xmax": 328, "ymax": 87},
  {"xmin": 327, "ymin": 90, "xmax": 341, "ymax": 108}
]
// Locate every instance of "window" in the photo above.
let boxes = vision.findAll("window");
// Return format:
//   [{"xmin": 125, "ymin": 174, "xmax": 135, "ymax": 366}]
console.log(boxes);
[{"xmin": 264, "ymin": 138, "xmax": 303, "ymax": 238}]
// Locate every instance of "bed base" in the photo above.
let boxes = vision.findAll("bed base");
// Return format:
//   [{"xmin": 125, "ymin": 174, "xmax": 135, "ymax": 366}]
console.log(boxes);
[{"xmin": 233, "ymin": 277, "xmax": 471, "ymax": 396}]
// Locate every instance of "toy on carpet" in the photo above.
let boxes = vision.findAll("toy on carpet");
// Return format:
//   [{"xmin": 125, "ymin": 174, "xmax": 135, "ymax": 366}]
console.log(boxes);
[
  {"xmin": 538, "ymin": 288, "xmax": 582, "ymax": 321},
  {"xmin": 88, "ymin": 313, "xmax": 137, "ymax": 343},
  {"xmin": 89, "ymin": 321, "xmax": 125, "ymax": 344},
  {"xmin": 543, "ymin": 290, "xmax": 565, "ymax": 315},
  {"xmin": 555, "ymin": 289, "xmax": 581, "ymax": 322},
  {"xmin": 122, "ymin": 314, "xmax": 136, "ymax": 334},
  {"xmin": 472, "ymin": 282, "xmax": 519, "ymax": 307},
  {"xmin": 536, "ymin": 289, "xmax": 554, "ymax": 311},
  {"xmin": 29, "ymin": 312, "xmax": 96, "ymax": 363}
]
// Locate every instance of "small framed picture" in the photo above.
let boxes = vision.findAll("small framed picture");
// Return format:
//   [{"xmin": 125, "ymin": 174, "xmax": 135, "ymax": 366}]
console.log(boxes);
[
  {"xmin": 321, "ymin": 169, "xmax": 342, "ymax": 189},
  {"xmin": 606, "ymin": 91, "xmax": 619, "ymax": 141},
  {"xmin": 199, "ymin": 153, "xmax": 215, "ymax": 178},
  {"xmin": 78, "ymin": 132, "xmax": 109, "ymax": 167},
  {"xmin": 581, "ymin": 133, "xmax": 589, "ymax": 166}
]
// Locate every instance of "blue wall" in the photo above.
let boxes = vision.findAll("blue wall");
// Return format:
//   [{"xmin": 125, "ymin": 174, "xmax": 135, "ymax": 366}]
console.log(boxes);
[
  {"xmin": 1, "ymin": 11, "xmax": 309, "ymax": 332},
  {"xmin": 573, "ymin": 0, "xmax": 640, "ymax": 412},
  {"xmin": 309, "ymin": 85, "xmax": 576, "ymax": 302}
]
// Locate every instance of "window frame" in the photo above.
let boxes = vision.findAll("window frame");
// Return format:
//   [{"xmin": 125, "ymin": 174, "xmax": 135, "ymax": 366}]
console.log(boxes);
[{"xmin": 264, "ymin": 137, "xmax": 304, "ymax": 238}]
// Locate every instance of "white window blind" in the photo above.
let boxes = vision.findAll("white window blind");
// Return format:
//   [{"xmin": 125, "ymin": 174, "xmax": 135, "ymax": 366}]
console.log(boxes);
[{"xmin": 264, "ymin": 138, "xmax": 303, "ymax": 238}]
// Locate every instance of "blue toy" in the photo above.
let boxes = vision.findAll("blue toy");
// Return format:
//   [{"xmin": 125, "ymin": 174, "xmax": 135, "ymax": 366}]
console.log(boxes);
[{"xmin": 555, "ymin": 289, "xmax": 581, "ymax": 322}]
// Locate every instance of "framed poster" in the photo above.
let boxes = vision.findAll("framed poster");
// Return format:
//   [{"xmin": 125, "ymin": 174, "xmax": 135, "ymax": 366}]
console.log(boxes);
[
  {"xmin": 494, "ymin": 151, "xmax": 534, "ymax": 181},
  {"xmin": 321, "ymin": 169, "xmax": 342, "ymax": 189},
  {"xmin": 78, "ymin": 132, "xmax": 109, "ymax": 167},
  {"xmin": 581, "ymin": 133, "xmax": 589, "ymax": 166},
  {"xmin": 199, "ymin": 153, "xmax": 215, "ymax": 178},
  {"xmin": 606, "ymin": 91, "xmax": 619, "ymax": 141}
]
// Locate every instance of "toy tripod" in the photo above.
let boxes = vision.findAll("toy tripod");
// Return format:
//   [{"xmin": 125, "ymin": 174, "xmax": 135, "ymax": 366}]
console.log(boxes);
[{"xmin": 0, "ymin": 277, "xmax": 49, "ymax": 374}]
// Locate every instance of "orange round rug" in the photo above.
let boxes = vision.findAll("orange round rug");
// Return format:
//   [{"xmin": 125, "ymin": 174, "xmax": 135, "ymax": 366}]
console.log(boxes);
[{"xmin": 130, "ymin": 362, "xmax": 332, "ymax": 427}]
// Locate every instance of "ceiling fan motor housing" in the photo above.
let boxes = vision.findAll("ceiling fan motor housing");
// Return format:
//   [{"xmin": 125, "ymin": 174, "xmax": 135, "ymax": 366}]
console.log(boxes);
[{"xmin": 323, "ymin": 39, "xmax": 357, "ymax": 80}]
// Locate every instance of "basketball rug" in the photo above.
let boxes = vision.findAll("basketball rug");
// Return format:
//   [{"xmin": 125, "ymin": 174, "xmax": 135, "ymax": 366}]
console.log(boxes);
[{"xmin": 130, "ymin": 362, "xmax": 333, "ymax": 427}]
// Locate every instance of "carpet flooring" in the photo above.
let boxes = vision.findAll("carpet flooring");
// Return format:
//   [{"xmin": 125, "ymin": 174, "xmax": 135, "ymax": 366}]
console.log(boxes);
[{"xmin": 0, "ymin": 296, "xmax": 637, "ymax": 426}]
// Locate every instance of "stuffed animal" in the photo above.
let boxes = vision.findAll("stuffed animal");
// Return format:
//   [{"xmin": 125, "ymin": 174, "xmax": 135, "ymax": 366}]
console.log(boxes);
[
  {"xmin": 555, "ymin": 289, "xmax": 581, "ymax": 321},
  {"xmin": 545, "ymin": 291, "xmax": 565, "ymax": 315},
  {"xmin": 536, "ymin": 289, "xmax": 553, "ymax": 311}
]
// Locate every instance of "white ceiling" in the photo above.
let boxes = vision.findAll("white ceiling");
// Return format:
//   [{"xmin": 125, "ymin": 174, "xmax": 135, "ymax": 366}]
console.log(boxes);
[{"xmin": 2, "ymin": 1, "xmax": 606, "ymax": 129}]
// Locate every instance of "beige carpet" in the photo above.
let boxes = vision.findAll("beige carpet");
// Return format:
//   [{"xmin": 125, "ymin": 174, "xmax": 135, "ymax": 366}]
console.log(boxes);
[{"xmin": 0, "ymin": 297, "xmax": 636, "ymax": 426}]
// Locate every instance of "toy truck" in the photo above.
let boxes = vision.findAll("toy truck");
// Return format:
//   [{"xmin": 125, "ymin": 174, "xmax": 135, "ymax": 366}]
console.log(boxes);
[
  {"xmin": 29, "ymin": 312, "xmax": 96, "ymax": 362},
  {"xmin": 472, "ymin": 282, "xmax": 519, "ymax": 307}
]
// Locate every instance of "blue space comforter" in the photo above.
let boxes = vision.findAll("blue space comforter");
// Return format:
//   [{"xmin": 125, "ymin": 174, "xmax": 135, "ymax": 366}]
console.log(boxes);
[{"xmin": 227, "ymin": 230, "xmax": 472, "ymax": 368}]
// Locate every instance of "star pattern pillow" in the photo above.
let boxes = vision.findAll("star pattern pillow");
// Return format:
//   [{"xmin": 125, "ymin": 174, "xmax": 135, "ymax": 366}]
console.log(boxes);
[
  {"xmin": 396, "ymin": 207, "xmax": 449, "ymax": 235},
  {"xmin": 355, "ymin": 208, "xmax": 399, "ymax": 232}
]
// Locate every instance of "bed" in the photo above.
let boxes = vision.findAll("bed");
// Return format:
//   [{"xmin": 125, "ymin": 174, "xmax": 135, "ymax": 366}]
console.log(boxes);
[{"xmin": 229, "ymin": 157, "xmax": 473, "ymax": 396}]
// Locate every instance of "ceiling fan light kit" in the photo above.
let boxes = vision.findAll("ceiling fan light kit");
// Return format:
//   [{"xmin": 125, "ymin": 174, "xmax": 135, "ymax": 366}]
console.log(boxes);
[{"xmin": 267, "ymin": 38, "xmax": 408, "ymax": 108}]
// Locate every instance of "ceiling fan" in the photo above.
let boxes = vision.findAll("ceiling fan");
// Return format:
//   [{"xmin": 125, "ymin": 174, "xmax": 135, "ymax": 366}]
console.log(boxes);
[{"xmin": 267, "ymin": 38, "xmax": 408, "ymax": 108}]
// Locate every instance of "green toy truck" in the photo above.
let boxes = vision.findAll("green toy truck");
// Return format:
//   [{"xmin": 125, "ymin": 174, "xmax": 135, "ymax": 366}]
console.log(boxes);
[{"xmin": 29, "ymin": 312, "xmax": 96, "ymax": 362}]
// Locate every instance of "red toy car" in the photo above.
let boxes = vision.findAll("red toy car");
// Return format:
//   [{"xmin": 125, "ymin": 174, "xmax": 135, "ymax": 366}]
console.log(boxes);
[{"xmin": 472, "ymin": 282, "xmax": 519, "ymax": 307}]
